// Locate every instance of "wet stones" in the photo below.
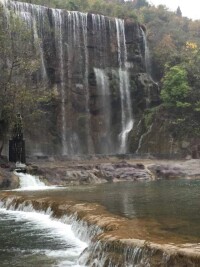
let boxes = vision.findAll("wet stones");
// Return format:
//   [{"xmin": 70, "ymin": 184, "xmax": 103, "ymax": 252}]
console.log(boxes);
[
  {"xmin": 0, "ymin": 168, "xmax": 19, "ymax": 189},
  {"xmin": 97, "ymin": 162, "xmax": 151, "ymax": 182}
]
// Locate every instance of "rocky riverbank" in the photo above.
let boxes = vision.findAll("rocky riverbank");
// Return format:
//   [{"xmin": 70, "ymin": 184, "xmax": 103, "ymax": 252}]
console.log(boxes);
[
  {"xmin": 1, "ymin": 156, "xmax": 200, "ymax": 189},
  {"xmin": 26, "ymin": 157, "xmax": 200, "ymax": 186},
  {"xmin": 27, "ymin": 158, "xmax": 153, "ymax": 186},
  {"xmin": 0, "ymin": 156, "xmax": 18, "ymax": 189}
]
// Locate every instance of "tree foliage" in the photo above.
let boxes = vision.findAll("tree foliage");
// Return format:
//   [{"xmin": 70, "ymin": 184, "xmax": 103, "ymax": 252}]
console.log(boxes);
[
  {"xmin": 161, "ymin": 65, "xmax": 191, "ymax": 108},
  {"xmin": 0, "ymin": 6, "xmax": 52, "ymax": 153}
]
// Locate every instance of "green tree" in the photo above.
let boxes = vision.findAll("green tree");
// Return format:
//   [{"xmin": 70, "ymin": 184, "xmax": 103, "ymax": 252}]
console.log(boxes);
[
  {"xmin": 133, "ymin": 0, "xmax": 149, "ymax": 9},
  {"xmin": 0, "ymin": 7, "xmax": 52, "ymax": 155},
  {"xmin": 161, "ymin": 65, "xmax": 191, "ymax": 108},
  {"xmin": 176, "ymin": 6, "xmax": 182, "ymax": 17}
]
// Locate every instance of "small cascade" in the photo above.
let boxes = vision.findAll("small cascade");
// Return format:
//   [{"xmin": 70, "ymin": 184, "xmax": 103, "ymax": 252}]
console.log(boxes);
[
  {"xmin": 141, "ymin": 27, "xmax": 159, "ymax": 88},
  {"xmin": 141, "ymin": 28, "xmax": 151, "ymax": 76},
  {"xmin": 136, "ymin": 123, "xmax": 153, "ymax": 153},
  {"xmin": 115, "ymin": 18, "xmax": 134, "ymax": 153},
  {"xmin": 14, "ymin": 172, "xmax": 57, "ymax": 190},
  {"xmin": 0, "ymin": 198, "xmax": 147, "ymax": 266},
  {"xmin": 136, "ymin": 29, "xmax": 159, "ymax": 153},
  {"xmin": 0, "ymin": 199, "xmax": 87, "ymax": 267},
  {"xmin": 94, "ymin": 68, "xmax": 112, "ymax": 153},
  {"xmin": 16, "ymin": 172, "xmax": 46, "ymax": 190},
  {"xmin": 0, "ymin": 197, "xmax": 198, "ymax": 267}
]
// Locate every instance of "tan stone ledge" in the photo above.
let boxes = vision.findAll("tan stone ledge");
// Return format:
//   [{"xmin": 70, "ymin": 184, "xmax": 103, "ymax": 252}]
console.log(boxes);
[{"xmin": 0, "ymin": 191, "xmax": 200, "ymax": 266}]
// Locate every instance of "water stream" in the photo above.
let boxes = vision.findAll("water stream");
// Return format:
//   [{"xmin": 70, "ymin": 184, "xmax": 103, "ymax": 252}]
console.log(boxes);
[
  {"xmin": 141, "ymin": 28, "xmax": 151, "ymax": 76},
  {"xmin": 115, "ymin": 18, "xmax": 134, "ymax": 153},
  {"xmin": 94, "ymin": 68, "xmax": 112, "ymax": 153},
  {"xmin": 13, "ymin": 172, "xmax": 60, "ymax": 191}
]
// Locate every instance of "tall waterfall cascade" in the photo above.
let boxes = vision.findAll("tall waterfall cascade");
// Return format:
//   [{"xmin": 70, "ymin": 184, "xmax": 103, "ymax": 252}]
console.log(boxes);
[
  {"xmin": 0, "ymin": 0, "xmax": 148, "ymax": 155},
  {"xmin": 115, "ymin": 18, "xmax": 134, "ymax": 154}
]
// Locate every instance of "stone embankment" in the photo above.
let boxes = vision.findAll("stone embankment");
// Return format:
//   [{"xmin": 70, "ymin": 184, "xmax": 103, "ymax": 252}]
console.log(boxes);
[
  {"xmin": 0, "ymin": 157, "xmax": 18, "ymax": 189},
  {"xmin": 27, "ymin": 159, "xmax": 153, "ymax": 186},
  {"xmin": 1, "ymin": 156, "xmax": 200, "ymax": 189},
  {"xmin": 27, "ymin": 157, "xmax": 200, "ymax": 186}
]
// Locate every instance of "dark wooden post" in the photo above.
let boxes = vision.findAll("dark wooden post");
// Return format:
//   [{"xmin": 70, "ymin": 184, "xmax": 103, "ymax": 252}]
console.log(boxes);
[{"xmin": 9, "ymin": 113, "xmax": 26, "ymax": 163}]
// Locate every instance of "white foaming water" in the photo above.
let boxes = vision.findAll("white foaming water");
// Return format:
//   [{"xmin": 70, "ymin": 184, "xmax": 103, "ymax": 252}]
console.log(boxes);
[
  {"xmin": 14, "ymin": 172, "xmax": 58, "ymax": 191},
  {"xmin": 119, "ymin": 119, "xmax": 134, "ymax": 153},
  {"xmin": 0, "ymin": 203, "xmax": 87, "ymax": 267}
]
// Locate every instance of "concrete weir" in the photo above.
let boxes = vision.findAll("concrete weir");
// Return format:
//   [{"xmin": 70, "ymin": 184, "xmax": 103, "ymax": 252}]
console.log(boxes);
[{"xmin": 0, "ymin": 192, "xmax": 200, "ymax": 266}]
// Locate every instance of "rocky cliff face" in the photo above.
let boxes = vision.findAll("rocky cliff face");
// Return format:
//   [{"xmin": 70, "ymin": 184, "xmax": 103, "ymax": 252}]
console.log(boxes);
[{"xmin": 1, "ymin": 0, "xmax": 158, "ymax": 156}]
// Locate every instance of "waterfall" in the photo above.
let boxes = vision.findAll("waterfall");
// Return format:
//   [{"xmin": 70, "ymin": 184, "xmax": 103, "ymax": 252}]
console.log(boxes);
[
  {"xmin": 136, "ymin": 123, "xmax": 153, "ymax": 153},
  {"xmin": 91, "ymin": 14, "xmax": 107, "ymax": 68},
  {"xmin": 115, "ymin": 18, "xmax": 134, "ymax": 154},
  {"xmin": 141, "ymin": 27, "xmax": 159, "ymax": 88},
  {"xmin": 15, "ymin": 172, "xmax": 45, "ymax": 190},
  {"xmin": 0, "ymin": 199, "xmax": 87, "ymax": 266},
  {"xmin": 52, "ymin": 9, "xmax": 68, "ymax": 155},
  {"xmin": 1, "ymin": 0, "xmax": 139, "ymax": 155},
  {"xmin": 94, "ymin": 68, "xmax": 112, "ymax": 153},
  {"xmin": 52, "ymin": 9, "xmax": 94, "ymax": 155},
  {"xmin": 1, "ymin": 0, "xmax": 48, "ymax": 79},
  {"xmin": 141, "ymin": 28, "xmax": 151, "ymax": 76},
  {"xmin": 81, "ymin": 12, "xmax": 94, "ymax": 155},
  {"xmin": 14, "ymin": 172, "xmax": 58, "ymax": 190}
]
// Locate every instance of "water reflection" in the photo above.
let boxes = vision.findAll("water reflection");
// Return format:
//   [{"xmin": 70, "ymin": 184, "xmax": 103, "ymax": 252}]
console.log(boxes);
[{"xmin": 18, "ymin": 179, "xmax": 200, "ymax": 241}]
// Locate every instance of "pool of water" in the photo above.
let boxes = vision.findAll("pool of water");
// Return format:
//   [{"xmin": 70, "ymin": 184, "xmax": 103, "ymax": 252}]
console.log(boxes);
[{"xmin": 23, "ymin": 178, "xmax": 200, "ymax": 241}]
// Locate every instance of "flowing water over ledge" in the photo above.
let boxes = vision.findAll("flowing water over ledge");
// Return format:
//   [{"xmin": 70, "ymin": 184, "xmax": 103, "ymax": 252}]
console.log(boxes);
[
  {"xmin": 0, "ymin": 206, "xmax": 87, "ymax": 267},
  {"xmin": 0, "ymin": 175, "xmax": 200, "ymax": 266}
]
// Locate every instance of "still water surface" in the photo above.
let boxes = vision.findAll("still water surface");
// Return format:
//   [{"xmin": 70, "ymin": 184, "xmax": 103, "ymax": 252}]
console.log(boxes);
[{"xmin": 29, "ymin": 179, "xmax": 200, "ymax": 240}]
